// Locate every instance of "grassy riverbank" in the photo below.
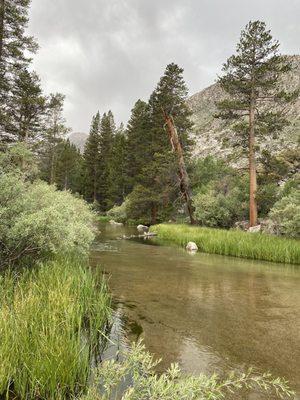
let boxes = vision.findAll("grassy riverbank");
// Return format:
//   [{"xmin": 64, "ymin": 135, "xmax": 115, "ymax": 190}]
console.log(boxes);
[
  {"xmin": 151, "ymin": 224, "xmax": 300, "ymax": 264},
  {"xmin": 0, "ymin": 257, "xmax": 111, "ymax": 399}
]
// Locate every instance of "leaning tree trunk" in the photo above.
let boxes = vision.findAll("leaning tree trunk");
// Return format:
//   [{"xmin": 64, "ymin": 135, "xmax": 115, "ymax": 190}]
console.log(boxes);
[
  {"xmin": 162, "ymin": 109, "xmax": 196, "ymax": 225},
  {"xmin": 249, "ymin": 99, "xmax": 258, "ymax": 227}
]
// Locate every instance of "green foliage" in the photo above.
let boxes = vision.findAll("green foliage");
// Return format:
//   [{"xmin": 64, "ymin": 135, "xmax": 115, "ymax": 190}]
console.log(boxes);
[
  {"xmin": 217, "ymin": 21, "xmax": 296, "ymax": 141},
  {"xmin": 97, "ymin": 111, "xmax": 115, "ymax": 211},
  {"xmin": 0, "ymin": 257, "xmax": 111, "ymax": 399},
  {"xmin": 256, "ymin": 182, "xmax": 279, "ymax": 216},
  {"xmin": 151, "ymin": 224, "xmax": 300, "ymax": 264},
  {"xmin": 83, "ymin": 112, "xmax": 101, "ymax": 202},
  {"xmin": 81, "ymin": 341, "xmax": 294, "ymax": 400},
  {"xmin": 107, "ymin": 200, "xmax": 128, "ymax": 223},
  {"xmin": 54, "ymin": 138, "xmax": 84, "ymax": 192},
  {"xmin": 126, "ymin": 100, "xmax": 152, "ymax": 193},
  {"xmin": 108, "ymin": 125, "xmax": 127, "ymax": 206},
  {"xmin": 192, "ymin": 157, "xmax": 249, "ymax": 227},
  {"xmin": 0, "ymin": 0, "xmax": 38, "ymax": 144},
  {"xmin": 0, "ymin": 172, "xmax": 96, "ymax": 266},
  {"xmin": 269, "ymin": 190, "xmax": 300, "ymax": 238},
  {"xmin": 5, "ymin": 69, "xmax": 46, "ymax": 142}
]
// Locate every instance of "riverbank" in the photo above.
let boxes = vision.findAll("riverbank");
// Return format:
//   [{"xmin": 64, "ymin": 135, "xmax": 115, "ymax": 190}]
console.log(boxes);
[
  {"xmin": 151, "ymin": 224, "xmax": 300, "ymax": 264},
  {"xmin": 0, "ymin": 257, "xmax": 111, "ymax": 399}
]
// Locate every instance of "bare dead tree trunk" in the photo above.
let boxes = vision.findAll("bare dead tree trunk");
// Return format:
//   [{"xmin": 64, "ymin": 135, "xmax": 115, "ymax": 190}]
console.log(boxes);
[
  {"xmin": 249, "ymin": 98, "xmax": 258, "ymax": 227},
  {"xmin": 162, "ymin": 109, "xmax": 196, "ymax": 225},
  {"xmin": 0, "ymin": 0, "xmax": 4, "ymax": 63}
]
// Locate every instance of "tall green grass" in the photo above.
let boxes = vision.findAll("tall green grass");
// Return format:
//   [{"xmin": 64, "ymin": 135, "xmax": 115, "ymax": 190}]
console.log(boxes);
[
  {"xmin": 0, "ymin": 257, "xmax": 111, "ymax": 399},
  {"xmin": 151, "ymin": 224, "xmax": 300, "ymax": 264}
]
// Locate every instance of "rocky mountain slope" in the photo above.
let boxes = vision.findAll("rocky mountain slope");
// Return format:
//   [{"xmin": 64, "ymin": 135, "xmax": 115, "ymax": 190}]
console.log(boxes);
[
  {"xmin": 187, "ymin": 55, "xmax": 300, "ymax": 161},
  {"xmin": 69, "ymin": 132, "xmax": 88, "ymax": 153}
]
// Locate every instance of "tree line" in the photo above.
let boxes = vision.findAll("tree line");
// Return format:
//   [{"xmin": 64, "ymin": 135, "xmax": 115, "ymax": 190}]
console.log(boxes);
[{"xmin": 0, "ymin": 1, "xmax": 298, "ymax": 229}]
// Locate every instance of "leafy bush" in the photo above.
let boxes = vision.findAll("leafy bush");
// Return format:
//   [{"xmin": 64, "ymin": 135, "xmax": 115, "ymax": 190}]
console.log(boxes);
[
  {"xmin": 0, "ymin": 172, "xmax": 96, "ymax": 266},
  {"xmin": 107, "ymin": 200, "xmax": 128, "ymax": 222},
  {"xmin": 193, "ymin": 179, "xmax": 248, "ymax": 228},
  {"xmin": 269, "ymin": 190, "xmax": 300, "ymax": 237},
  {"xmin": 0, "ymin": 257, "xmax": 111, "ymax": 399},
  {"xmin": 81, "ymin": 341, "xmax": 294, "ymax": 400},
  {"xmin": 256, "ymin": 183, "xmax": 279, "ymax": 216}
]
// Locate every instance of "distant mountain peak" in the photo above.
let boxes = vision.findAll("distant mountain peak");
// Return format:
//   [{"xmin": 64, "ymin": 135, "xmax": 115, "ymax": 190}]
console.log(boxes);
[{"xmin": 69, "ymin": 132, "xmax": 88, "ymax": 153}]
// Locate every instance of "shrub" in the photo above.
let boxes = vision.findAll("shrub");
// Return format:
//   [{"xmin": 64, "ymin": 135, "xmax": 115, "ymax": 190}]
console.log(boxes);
[
  {"xmin": 269, "ymin": 190, "xmax": 300, "ymax": 238},
  {"xmin": 107, "ymin": 200, "xmax": 128, "ymax": 222},
  {"xmin": 0, "ymin": 172, "xmax": 96, "ymax": 266},
  {"xmin": 0, "ymin": 257, "xmax": 111, "ymax": 399},
  {"xmin": 81, "ymin": 341, "xmax": 294, "ymax": 400},
  {"xmin": 193, "ymin": 180, "xmax": 248, "ymax": 228}
]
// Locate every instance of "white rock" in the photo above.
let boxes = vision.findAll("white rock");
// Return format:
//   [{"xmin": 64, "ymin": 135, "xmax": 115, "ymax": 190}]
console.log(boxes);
[
  {"xmin": 248, "ymin": 225, "xmax": 261, "ymax": 233},
  {"xmin": 137, "ymin": 224, "xmax": 149, "ymax": 233},
  {"xmin": 186, "ymin": 242, "xmax": 198, "ymax": 252},
  {"xmin": 109, "ymin": 219, "xmax": 123, "ymax": 226}
]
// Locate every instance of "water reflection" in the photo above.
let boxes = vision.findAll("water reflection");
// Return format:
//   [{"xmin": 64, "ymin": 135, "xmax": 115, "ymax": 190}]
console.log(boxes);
[{"xmin": 90, "ymin": 223, "xmax": 300, "ymax": 397}]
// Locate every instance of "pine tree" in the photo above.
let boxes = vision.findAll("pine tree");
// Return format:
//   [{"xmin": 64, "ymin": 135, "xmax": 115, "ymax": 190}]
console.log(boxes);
[
  {"xmin": 41, "ymin": 93, "xmax": 70, "ymax": 184},
  {"xmin": 108, "ymin": 123, "xmax": 127, "ymax": 205},
  {"xmin": 0, "ymin": 0, "xmax": 37, "ymax": 142},
  {"xmin": 83, "ymin": 112, "xmax": 101, "ymax": 202},
  {"xmin": 98, "ymin": 111, "xmax": 115, "ymax": 211},
  {"xmin": 144, "ymin": 63, "xmax": 193, "ymax": 223},
  {"xmin": 5, "ymin": 68, "xmax": 46, "ymax": 143},
  {"xmin": 217, "ymin": 21, "xmax": 298, "ymax": 226},
  {"xmin": 55, "ymin": 139, "xmax": 83, "ymax": 192},
  {"xmin": 126, "ymin": 100, "xmax": 152, "ymax": 192}
]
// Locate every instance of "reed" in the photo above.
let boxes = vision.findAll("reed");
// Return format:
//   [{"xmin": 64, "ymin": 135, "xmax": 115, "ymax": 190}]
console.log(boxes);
[
  {"xmin": 0, "ymin": 257, "xmax": 111, "ymax": 399},
  {"xmin": 151, "ymin": 224, "xmax": 300, "ymax": 264}
]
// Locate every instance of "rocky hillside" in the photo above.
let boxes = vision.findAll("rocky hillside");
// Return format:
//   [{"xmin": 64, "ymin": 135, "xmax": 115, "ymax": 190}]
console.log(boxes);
[
  {"xmin": 69, "ymin": 132, "xmax": 88, "ymax": 153},
  {"xmin": 187, "ymin": 55, "xmax": 300, "ymax": 161}
]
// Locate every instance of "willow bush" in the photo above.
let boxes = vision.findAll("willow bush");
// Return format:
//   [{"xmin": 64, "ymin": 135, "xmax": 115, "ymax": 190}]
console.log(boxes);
[
  {"xmin": 81, "ymin": 342, "xmax": 294, "ymax": 400},
  {"xmin": 0, "ymin": 172, "xmax": 96, "ymax": 267}
]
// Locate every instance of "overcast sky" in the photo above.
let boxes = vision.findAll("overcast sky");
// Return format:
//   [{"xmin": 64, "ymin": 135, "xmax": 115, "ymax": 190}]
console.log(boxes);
[{"xmin": 28, "ymin": 0, "xmax": 300, "ymax": 133}]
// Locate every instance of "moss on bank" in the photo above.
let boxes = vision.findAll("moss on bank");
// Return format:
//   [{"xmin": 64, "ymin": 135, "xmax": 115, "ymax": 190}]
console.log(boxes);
[
  {"xmin": 0, "ymin": 257, "xmax": 111, "ymax": 399},
  {"xmin": 151, "ymin": 224, "xmax": 300, "ymax": 264}
]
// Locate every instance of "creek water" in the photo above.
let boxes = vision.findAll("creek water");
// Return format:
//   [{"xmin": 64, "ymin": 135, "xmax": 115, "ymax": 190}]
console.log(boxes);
[{"xmin": 90, "ymin": 223, "xmax": 300, "ymax": 398}]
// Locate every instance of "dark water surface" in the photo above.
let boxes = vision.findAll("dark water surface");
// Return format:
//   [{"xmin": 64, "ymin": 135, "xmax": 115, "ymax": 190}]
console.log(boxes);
[{"xmin": 90, "ymin": 223, "xmax": 300, "ymax": 397}]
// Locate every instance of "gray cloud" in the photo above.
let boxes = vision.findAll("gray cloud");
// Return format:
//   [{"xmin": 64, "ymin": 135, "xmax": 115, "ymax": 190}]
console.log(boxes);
[{"xmin": 28, "ymin": 0, "xmax": 300, "ymax": 132}]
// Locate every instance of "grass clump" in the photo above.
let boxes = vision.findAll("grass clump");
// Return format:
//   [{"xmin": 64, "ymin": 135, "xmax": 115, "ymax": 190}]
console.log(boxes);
[
  {"xmin": 0, "ymin": 257, "xmax": 111, "ymax": 399},
  {"xmin": 81, "ymin": 341, "xmax": 295, "ymax": 400},
  {"xmin": 151, "ymin": 224, "xmax": 300, "ymax": 264}
]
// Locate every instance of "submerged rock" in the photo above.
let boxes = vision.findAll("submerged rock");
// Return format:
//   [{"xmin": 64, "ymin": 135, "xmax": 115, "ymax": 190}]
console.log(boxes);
[
  {"xmin": 186, "ymin": 242, "xmax": 198, "ymax": 252},
  {"xmin": 137, "ymin": 224, "xmax": 149, "ymax": 233},
  {"xmin": 142, "ymin": 232, "xmax": 157, "ymax": 237}
]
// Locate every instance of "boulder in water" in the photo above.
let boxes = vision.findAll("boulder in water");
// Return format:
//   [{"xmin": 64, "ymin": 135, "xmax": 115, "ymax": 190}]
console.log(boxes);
[
  {"xmin": 137, "ymin": 224, "xmax": 149, "ymax": 233},
  {"xmin": 186, "ymin": 242, "xmax": 198, "ymax": 252}
]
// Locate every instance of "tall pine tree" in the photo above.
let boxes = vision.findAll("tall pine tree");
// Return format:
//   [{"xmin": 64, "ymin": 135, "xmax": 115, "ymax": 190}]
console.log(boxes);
[
  {"xmin": 0, "ymin": 0, "xmax": 37, "ymax": 143},
  {"xmin": 98, "ymin": 110, "xmax": 115, "ymax": 211},
  {"xmin": 108, "ymin": 123, "xmax": 127, "ymax": 205},
  {"xmin": 125, "ymin": 100, "xmax": 152, "ymax": 193},
  {"xmin": 217, "ymin": 21, "xmax": 297, "ymax": 226},
  {"xmin": 83, "ymin": 112, "xmax": 101, "ymax": 203}
]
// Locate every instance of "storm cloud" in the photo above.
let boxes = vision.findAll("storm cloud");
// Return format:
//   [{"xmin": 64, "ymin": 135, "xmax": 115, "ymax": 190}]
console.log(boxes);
[{"xmin": 28, "ymin": 0, "xmax": 300, "ymax": 132}]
